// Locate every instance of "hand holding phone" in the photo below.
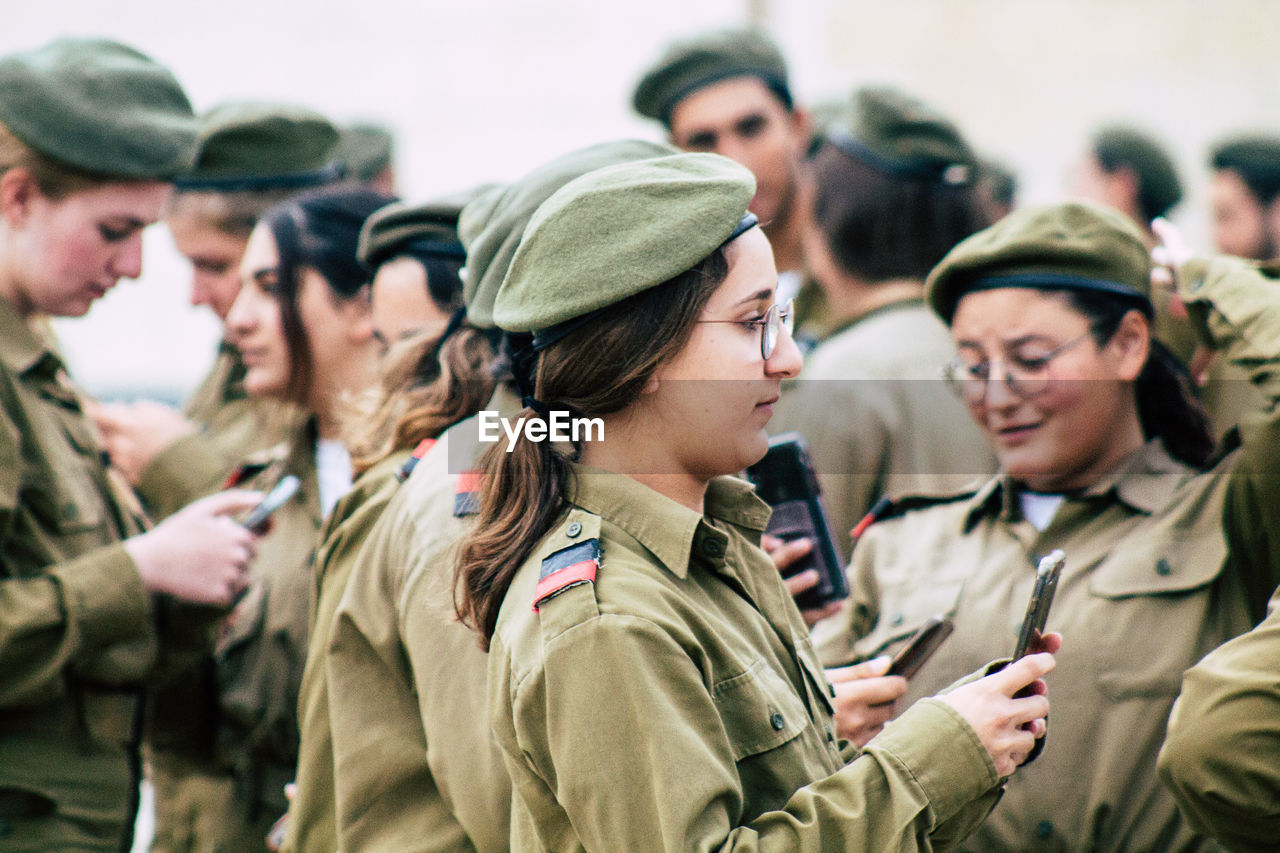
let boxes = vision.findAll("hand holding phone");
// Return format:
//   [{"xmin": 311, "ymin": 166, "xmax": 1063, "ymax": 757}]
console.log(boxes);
[
  {"xmin": 239, "ymin": 475, "xmax": 301, "ymax": 535},
  {"xmin": 888, "ymin": 615, "xmax": 954, "ymax": 678}
]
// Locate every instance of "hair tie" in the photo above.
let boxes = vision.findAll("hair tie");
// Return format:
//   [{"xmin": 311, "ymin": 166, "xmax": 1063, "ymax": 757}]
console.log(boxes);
[{"xmin": 521, "ymin": 395, "xmax": 551, "ymax": 418}]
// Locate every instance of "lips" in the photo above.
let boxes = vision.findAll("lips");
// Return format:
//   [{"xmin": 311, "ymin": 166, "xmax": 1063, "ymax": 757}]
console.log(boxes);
[{"xmin": 994, "ymin": 422, "xmax": 1041, "ymax": 443}]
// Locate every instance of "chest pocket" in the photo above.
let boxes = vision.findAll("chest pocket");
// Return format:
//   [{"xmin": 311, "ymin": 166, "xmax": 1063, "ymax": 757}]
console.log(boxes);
[
  {"xmin": 1088, "ymin": 532, "xmax": 1229, "ymax": 701},
  {"xmin": 20, "ymin": 431, "xmax": 110, "ymax": 563},
  {"xmin": 856, "ymin": 575, "xmax": 966, "ymax": 663},
  {"xmin": 713, "ymin": 657, "xmax": 808, "ymax": 760}
]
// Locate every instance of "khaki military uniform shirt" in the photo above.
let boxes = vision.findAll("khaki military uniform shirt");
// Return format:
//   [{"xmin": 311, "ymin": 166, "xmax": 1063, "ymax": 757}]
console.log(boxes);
[
  {"xmin": 283, "ymin": 447, "xmax": 410, "ymax": 853},
  {"xmin": 816, "ymin": 257, "xmax": 1280, "ymax": 852},
  {"xmin": 326, "ymin": 386, "xmax": 521, "ymax": 853},
  {"xmin": 490, "ymin": 464, "xmax": 1008, "ymax": 852},
  {"xmin": 0, "ymin": 298, "xmax": 153, "ymax": 850},
  {"xmin": 771, "ymin": 299, "xmax": 994, "ymax": 563}
]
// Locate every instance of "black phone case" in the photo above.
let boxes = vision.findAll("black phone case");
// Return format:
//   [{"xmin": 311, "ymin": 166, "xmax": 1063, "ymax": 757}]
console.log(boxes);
[{"xmin": 746, "ymin": 433, "xmax": 849, "ymax": 610}]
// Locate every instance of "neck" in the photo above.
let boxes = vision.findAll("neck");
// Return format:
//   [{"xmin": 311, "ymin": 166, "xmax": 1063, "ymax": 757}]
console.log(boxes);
[
  {"xmin": 578, "ymin": 412, "xmax": 708, "ymax": 514},
  {"xmin": 822, "ymin": 275, "xmax": 924, "ymax": 326},
  {"xmin": 763, "ymin": 200, "xmax": 805, "ymax": 276},
  {"xmin": 307, "ymin": 347, "xmax": 378, "ymax": 442},
  {"xmin": 0, "ymin": 254, "xmax": 33, "ymax": 319}
]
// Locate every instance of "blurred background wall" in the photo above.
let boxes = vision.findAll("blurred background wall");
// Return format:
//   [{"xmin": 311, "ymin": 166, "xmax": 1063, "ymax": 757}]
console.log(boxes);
[{"xmin": 6, "ymin": 0, "xmax": 1278, "ymax": 401}]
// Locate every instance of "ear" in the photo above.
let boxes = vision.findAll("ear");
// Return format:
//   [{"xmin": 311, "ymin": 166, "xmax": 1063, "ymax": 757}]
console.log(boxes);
[
  {"xmin": 0, "ymin": 168, "xmax": 40, "ymax": 228},
  {"xmin": 788, "ymin": 106, "xmax": 813, "ymax": 149},
  {"xmin": 1108, "ymin": 166, "xmax": 1141, "ymax": 217},
  {"xmin": 641, "ymin": 373, "xmax": 661, "ymax": 396},
  {"xmin": 1111, "ymin": 309, "xmax": 1151, "ymax": 382}
]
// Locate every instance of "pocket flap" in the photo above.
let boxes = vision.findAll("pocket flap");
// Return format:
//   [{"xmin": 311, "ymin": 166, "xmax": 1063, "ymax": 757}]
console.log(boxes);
[
  {"xmin": 1089, "ymin": 533, "xmax": 1226, "ymax": 598},
  {"xmin": 713, "ymin": 658, "xmax": 808, "ymax": 760}
]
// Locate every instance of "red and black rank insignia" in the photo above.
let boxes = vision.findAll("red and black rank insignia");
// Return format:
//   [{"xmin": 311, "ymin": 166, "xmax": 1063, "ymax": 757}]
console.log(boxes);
[{"xmin": 533, "ymin": 538, "xmax": 600, "ymax": 611}]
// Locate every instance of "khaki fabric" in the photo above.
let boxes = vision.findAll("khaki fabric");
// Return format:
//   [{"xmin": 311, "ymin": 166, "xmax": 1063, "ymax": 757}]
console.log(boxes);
[
  {"xmin": 149, "ymin": 421, "xmax": 324, "ymax": 853},
  {"xmin": 326, "ymin": 386, "xmax": 521, "ymax": 853},
  {"xmin": 0, "ymin": 297, "xmax": 153, "ymax": 851},
  {"xmin": 772, "ymin": 298, "xmax": 994, "ymax": 564},
  {"xmin": 283, "ymin": 448, "xmax": 410, "ymax": 853},
  {"xmin": 815, "ymin": 256, "xmax": 1280, "ymax": 851},
  {"xmin": 137, "ymin": 342, "xmax": 289, "ymax": 522},
  {"xmin": 490, "ymin": 463, "xmax": 1006, "ymax": 852},
  {"xmin": 1159, "ymin": 586, "xmax": 1280, "ymax": 853}
]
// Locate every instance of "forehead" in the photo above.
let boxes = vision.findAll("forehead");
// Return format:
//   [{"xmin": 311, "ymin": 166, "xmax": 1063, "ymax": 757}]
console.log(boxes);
[
  {"xmin": 951, "ymin": 287, "xmax": 1084, "ymax": 339},
  {"xmin": 705, "ymin": 227, "xmax": 776, "ymax": 306},
  {"xmin": 668, "ymin": 76, "xmax": 789, "ymax": 138},
  {"xmin": 240, "ymin": 222, "xmax": 280, "ymax": 272},
  {"xmin": 58, "ymin": 180, "xmax": 172, "ymax": 222}
]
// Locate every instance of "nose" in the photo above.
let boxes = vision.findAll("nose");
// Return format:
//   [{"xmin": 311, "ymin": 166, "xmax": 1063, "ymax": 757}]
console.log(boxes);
[
  {"xmin": 224, "ymin": 285, "xmax": 257, "ymax": 341},
  {"xmin": 112, "ymin": 233, "xmax": 145, "ymax": 280},
  {"xmin": 980, "ymin": 363, "xmax": 1021, "ymax": 410},
  {"xmin": 765, "ymin": 325, "xmax": 803, "ymax": 379},
  {"xmin": 190, "ymin": 272, "xmax": 210, "ymax": 308}
]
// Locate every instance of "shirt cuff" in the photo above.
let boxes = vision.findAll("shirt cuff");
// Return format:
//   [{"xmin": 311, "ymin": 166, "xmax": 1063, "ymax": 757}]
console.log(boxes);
[{"xmin": 863, "ymin": 696, "xmax": 1000, "ymax": 824}]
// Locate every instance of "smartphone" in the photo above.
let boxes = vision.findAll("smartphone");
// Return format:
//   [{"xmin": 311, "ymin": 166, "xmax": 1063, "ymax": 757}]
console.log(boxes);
[
  {"xmin": 1012, "ymin": 549, "xmax": 1066, "ymax": 660},
  {"xmin": 239, "ymin": 475, "xmax": 301, "ymax": 535},
  {"xmin": 887, "ymin": 615, "xmax": 954, "ymax": 678},
  {"xmin": 746, "ymin": 433, "xmax": 848, "ymax": 610}
]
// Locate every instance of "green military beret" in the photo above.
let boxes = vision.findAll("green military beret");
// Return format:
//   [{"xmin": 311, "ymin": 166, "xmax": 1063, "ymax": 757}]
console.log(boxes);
[
  {"xmin": 494, "ymin": 153, "xmax": 755, "ymax": 335},
  {"xmin": 458, "ymin": 139, "xmax": 676, "ymax": 328},
  {"xmin": 336, "ymin": 122, "xmax": 394, "ymax": 183},
  {"xmin": 632, "ymin": 29, "xmax": 790, "ymax": 124},
  {"xmin": 175, "ymin": 101, "xmax": 341, "ymax": 191},
  {"xmin": 926, "ymin": 201, "xmax": 1153, "ymax": 324},
  {"xmin": 0, "ymin": 37, "xmax": 195, "ymax": 179},
  {"xmin": 358, "ymin": 185, "xmax": 497, "ymax": 270},
  {"xmin": 827, "ymin": 86, "xmax": 975, "ymax": 185}
]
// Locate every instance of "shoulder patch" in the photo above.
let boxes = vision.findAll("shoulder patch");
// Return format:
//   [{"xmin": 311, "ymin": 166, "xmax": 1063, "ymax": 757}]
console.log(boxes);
[
  {"xmin": 533, "ymin": 539, "xmax": 600, "ymax": 612},
  {"xmin": 454, "ymin": 470, "xmax": 483, "ymax": 517},
  {"xmin": 222, "ymin": 461, "xmax": 269, "ymax": 489},
  {"xmin": 396, "ymin": 437, "xmax": 437, "ymax": 482}
]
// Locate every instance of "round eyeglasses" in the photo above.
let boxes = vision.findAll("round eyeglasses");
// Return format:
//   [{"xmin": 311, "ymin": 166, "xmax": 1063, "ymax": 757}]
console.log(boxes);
[
  {"xmin": 941, "ymin": 329, "xmax": 1094, "ymax": 403},
  {"xmin": 697, "ymin": 297, "xmax": 795, "ymax": 360}
]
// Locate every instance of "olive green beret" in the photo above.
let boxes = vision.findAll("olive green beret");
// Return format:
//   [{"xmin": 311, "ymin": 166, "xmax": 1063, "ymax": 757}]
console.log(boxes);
[
  {"xmin": 457, "ymin": 139, "xmax": 676, "ymax": 328},
  {"xmin": 926, "ymin": 202, "xmax": 1153, "ymax": 324},
  {"xmin": 632, "ymin": 29, "xmax": 790, "ymax": 124},
  {"xmin": 0, "ymin": 37, "xmax": 195, "ymax": 179},
  {"xmin": 358, "ymin": 185, "xmax": 496, "ymax": 269},
  {"xmin": 827, "ymin": 86, "xmax": 975, "ymax": 185},
  {"xmin": 175, "ymin": 101, "xmax": 341, "ymax": 191},
  {"xmin": 495, "ymin": 153, "xmax": 755, "ymax": 334},
  {"xmin": 337, "ymin": 123, "xmax": 394, "ymax": 182}
]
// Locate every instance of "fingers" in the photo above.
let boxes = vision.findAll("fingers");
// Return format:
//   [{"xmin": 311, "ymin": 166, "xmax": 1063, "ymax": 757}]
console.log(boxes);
[
  {"xmin": 770, "ymin": 538, "xmax": 813, "ymax": 574},
  {"xmin": 834, "ymin": 673, "xmax": 908, "ymax": 707},
  {"xmin": 198, "ymin": 489, "xmax": 266, "ymax": 519},
  {"xmin": 827, "ymin": 655, "xmax": 892, "ymax": 682},
  {"xmin": 799, "ymin": 599, "xmax": 843, "ymax": 628},
  {"xmin": 1007, "ymin": 692, "xmax": 1051, "ymax": 728},
  {"xmin": 1030, "ymin": 631, "xmax": 1063, "ymax": 655},
  {"xmin": 990, "ymin": 652, "xmax": 1055, "ymax": 695},
  {"xmin": 784, "ymin": 568, "xmax": 819, "ymax": 596}
]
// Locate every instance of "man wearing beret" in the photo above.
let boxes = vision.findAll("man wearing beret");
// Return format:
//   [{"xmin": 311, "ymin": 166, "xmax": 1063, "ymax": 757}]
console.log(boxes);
[{"xmin": 632, "ymin": 29, "xmax": 825, "ymax": 338}]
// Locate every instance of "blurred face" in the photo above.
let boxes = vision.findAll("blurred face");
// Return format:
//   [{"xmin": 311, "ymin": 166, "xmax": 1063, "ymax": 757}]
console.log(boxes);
[
  {"xmin": 227, "ymin": 225, "xmax": 290, "ymax": 397},
  {"xmin": 668, "ymin": 77, "xmax": 809, "ymax": 228},
  {"xmin": 950, "ymin": 288, "xmax": 1147, "ymax": 492},
  {"xmin": 1211, "ymin": 169, "xmax": 1272, "ymax": 260},
  {"xmin": 646, "ymin": 227, "xmax": 802, "ymax": 478},
  {"xmin": 1071, "ymin": 153, "xmax": 1137, "ymax": 225},
  {"xmin": 0, "ymin": 174, "xmax": 170, "ymax": 318},
  {"xmin": 167, "ymin": 209, "xmax": 248, "ymax": 321},
  {"xmin": 370, "ymin": 255, "xmax": 453, "ymax": 351}
]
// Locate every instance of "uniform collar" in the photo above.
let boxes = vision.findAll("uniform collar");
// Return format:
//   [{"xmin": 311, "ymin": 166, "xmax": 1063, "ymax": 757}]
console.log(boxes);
[
  {"xmin": 824, "ymin": 295, "xmax": 925, "ymax": 340},
  {"xmin": 0, "ymin": 298, "xmax": 61, "ymax": 378},
  {"xmin": 962, "ymin": 438, "xmax": 1191, "ymax": 531},
  {"xmin": 567, "ymin": 464, "xmax": 771, "ymax": 580}
]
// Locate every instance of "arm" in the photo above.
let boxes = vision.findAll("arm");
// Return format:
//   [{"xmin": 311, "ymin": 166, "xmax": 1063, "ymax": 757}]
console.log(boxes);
[
  {"xmin": 1158, "ymin": 597, "xmax": 1280, "ymax": 853},
  {"xmin": 500, "ymin": 613, "xmax": 1015, "ymax": 852}
]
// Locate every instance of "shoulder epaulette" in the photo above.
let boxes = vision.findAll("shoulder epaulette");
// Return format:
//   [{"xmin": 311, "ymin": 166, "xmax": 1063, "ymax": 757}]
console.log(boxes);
[
  {"xmin": 871, "ymin": 491, "xmax": 978, "ymax": 525},
  {"xmin": 533, "ymin": 538, "xmax": 600, "ymax": 612},
  {"xmin": 396, "ymin": 438, "xmax": 437, "ymax": 482},
  {"xmin": 222, "ymin": 461, "xmax": 269, "ymax": 489},
  {"xmin": 453, "ymin": 470, "xmax": 483, "ymax": 517}
]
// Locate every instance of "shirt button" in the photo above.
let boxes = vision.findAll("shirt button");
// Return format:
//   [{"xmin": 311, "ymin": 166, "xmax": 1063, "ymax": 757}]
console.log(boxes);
[
  {"xmin": 826, "ymin": 726, "xmax": 835, "ymax": 742},
  {"xmin": 769, "ymin": 712, "xmax": 785, "ymax": 731},
  {"xmin": 566, "ymin": 521, "xmax": 583, "ymax": 538},
  {"xmin": 702, "ymin": 538, "xmax": 725, "ymax": 558},
  {"xmin": 1155, "ymin": 558, "xmax": 1172, "ymax": 576},
  {"xmin": 1035, "ymin": 820, "xmax": 1053, "ymax": 839},
  {"xmin": 889, "ymin": 613, "xmax": 905, "ymax": 627}
]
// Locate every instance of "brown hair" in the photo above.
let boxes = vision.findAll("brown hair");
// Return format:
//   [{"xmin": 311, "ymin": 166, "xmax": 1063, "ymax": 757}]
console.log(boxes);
[
  {"xmin": 343, "ymin": 324, "xmax": 498, "ymax": 475},
  {"xmin": 808, "ymin": 139, "xmax": 991, "ymax": 282},
  {"xmin": 0, "ymin": 121, "xmax": 112, "ymax": 199},
  {"xmin": 455, "ymin": 248, "xmax": 729, "ymax": 648}
]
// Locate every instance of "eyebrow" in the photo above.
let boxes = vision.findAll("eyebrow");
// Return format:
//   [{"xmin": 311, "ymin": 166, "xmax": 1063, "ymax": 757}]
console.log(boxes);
[
  {"xmin": 956, "ymin": 333, "xmax": 1054, "ymax": 350},
  {"xmin": 733, "ymin": 288, "xmax": 774, "ymax": 307}
]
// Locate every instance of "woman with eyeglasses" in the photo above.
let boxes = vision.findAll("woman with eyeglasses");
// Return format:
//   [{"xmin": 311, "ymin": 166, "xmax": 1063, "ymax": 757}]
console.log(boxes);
[
  {"xmin": 815, "ymin": 202, "xmax": 1280, "ymax": 852},
  {"xmin": 454, "ymin": 152, "xmax": 1058, "ymax": 851}
]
